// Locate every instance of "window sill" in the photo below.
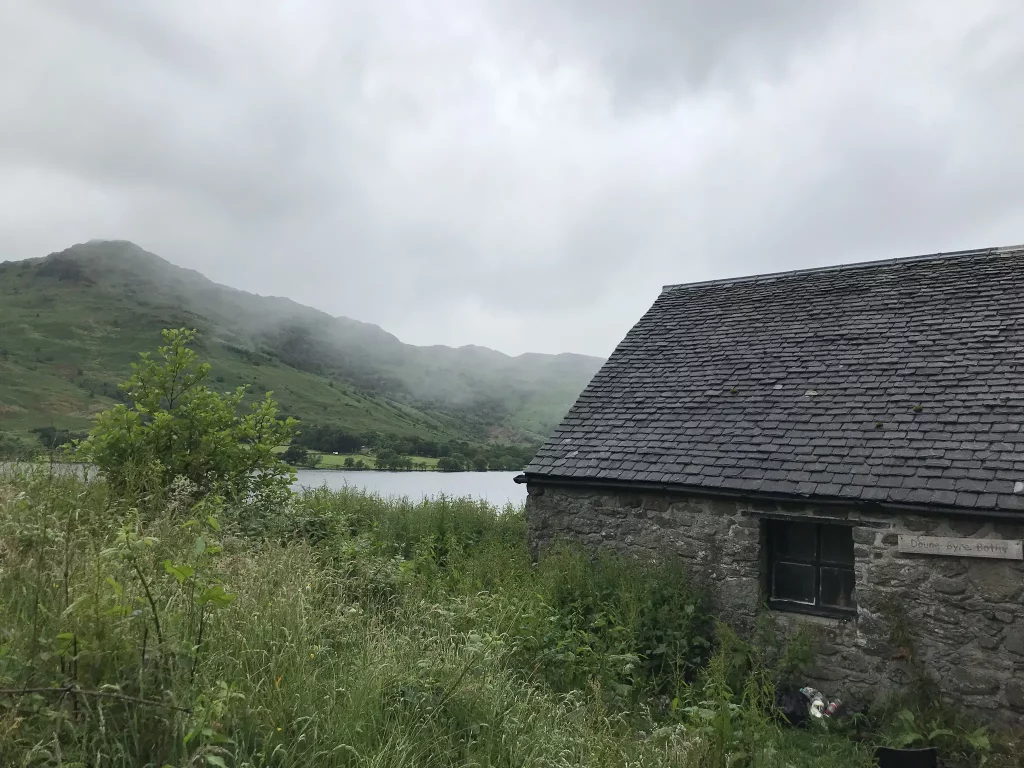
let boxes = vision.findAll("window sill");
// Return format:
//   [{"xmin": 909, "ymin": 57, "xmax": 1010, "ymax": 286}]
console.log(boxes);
[{"xmin": 768, "ymin": 599, "xmax": 857, "ymax": 622}]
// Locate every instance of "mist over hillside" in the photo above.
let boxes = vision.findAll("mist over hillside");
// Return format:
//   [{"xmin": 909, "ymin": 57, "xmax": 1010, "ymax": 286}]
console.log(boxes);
[{"xmin": 0, "ymin": 241, "xmax": 603, "ymax": 445}]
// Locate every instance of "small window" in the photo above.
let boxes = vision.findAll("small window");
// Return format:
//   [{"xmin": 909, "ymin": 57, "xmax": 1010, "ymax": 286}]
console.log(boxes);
[{"xmin": 766, "ymin": 520, "xmax": 856, "ymax": 617}]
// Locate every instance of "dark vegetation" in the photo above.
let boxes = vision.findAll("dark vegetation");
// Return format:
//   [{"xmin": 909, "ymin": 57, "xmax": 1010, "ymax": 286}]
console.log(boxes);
[
  {"xmin": 1, "ymin": 333, "xmax": 1020, "ymax": 766},
  {"xmin": 30, "ymin": 426, "xmax": 88, "ymax": 450},
  {"xmin": 280, "ymin": 443, "xmax": 322, "ymax": 469}
]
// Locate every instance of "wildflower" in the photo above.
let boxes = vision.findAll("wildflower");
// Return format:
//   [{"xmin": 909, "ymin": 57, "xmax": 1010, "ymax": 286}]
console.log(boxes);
[
  {"xmin": 277, "ymin": 727, "xmax": 282, "ymax": 732},
  {"xmin": 310, "ymin": 652, "xmax": 316, "ymax": 659}
]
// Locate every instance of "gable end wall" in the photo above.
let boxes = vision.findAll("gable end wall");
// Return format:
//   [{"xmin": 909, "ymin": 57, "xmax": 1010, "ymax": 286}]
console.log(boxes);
[{"xmin": 525, "ymin": 483, "xmax": 1024, "ymax": 727}]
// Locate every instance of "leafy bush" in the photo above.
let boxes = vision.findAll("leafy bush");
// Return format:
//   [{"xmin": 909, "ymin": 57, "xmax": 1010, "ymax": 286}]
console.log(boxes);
[
  {"xmin": 281, "ymin": 443, "xmax": 321, "ymax": 468},
  {"xmin": 868, "ymin": 686, "xmax": 997, "ymax": 765},
  {"xmin": 509, "ymin": 546, "xmax": 716, "ymax": 698},
  {"xmin": 76, "ymin": 328, "xmax": 296, "ymax": 507}
]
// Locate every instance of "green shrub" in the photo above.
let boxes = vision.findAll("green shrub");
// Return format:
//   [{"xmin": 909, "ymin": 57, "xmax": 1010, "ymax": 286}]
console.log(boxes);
[
  {"xmin": 508, "ymin": 546, "xmax": 716, "ymax": 698},
  {"xmin": 76, "ymin": 328, "xmax": 296, "ymax": 508},
  {"xmin": 281, "ymin": 443, "xmax": 321, "ymax": 468}
]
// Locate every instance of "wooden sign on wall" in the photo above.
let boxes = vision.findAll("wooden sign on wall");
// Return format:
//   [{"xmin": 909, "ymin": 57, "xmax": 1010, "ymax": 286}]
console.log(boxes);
[{"xmin": 897, "ymin": 535, "xmax": 1024, "ymax": 560}]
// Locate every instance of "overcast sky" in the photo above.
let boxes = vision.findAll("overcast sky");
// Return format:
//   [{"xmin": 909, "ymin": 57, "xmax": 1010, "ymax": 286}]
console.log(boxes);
[{"xmin": 2, "ymin": 1, "xmax": 1024, "ymax": 357}]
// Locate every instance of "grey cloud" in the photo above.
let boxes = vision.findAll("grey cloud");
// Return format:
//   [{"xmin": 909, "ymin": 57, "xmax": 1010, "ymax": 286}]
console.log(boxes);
[
  {"xmin": 1, "ymin": 1, "xmax": 361, "ymax": 216},
  {"xmin": 2, "ymin": 1, "xmax": 1024, "ymax": 357},
  {"xmin": 497, "ymin": 1, "xmax": 849, "ymax": 102}
]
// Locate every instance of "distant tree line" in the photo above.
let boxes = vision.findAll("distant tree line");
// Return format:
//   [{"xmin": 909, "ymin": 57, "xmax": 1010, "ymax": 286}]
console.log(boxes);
[
  {"xmin": 294, "ymin": 425, "xmax": 364, "ymax": 453},
  {"xmin": 292, "ymin": 424, "xmax": 539, "ymax": 471}
]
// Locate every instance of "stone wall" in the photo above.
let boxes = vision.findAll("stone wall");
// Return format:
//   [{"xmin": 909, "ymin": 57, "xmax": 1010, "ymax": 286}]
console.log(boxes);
[{"xmin": 525, "ymin": 483, "xmax": 1024, "ymax": 726}]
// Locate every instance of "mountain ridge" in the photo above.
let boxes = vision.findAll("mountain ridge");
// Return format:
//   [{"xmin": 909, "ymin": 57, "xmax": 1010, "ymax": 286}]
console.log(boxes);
[{"xmin": 0, "ymin": 240, "xmax": 603, "ymax": 446}]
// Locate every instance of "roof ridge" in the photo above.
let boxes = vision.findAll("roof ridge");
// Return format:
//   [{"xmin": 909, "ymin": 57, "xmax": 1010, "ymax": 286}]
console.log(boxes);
[{"xmin": 661, "ymin": 244, "xmax": 1024, "ymax": 293}]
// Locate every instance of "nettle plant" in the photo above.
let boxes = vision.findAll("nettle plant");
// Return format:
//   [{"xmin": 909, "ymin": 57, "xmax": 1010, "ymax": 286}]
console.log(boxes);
[
  {"xmin": 0, "ymin": 462, "xmax": 248, "ymax": 764},
  {"xmin": 102, "ymin": 494, "xmax": 236, "ymax": 676},
  {"xmin": 77, "ymin": 327, "xmax": 296, "ymax": 510}
]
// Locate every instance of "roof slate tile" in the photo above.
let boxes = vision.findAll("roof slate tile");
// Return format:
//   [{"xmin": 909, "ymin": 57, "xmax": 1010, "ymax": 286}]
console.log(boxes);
[{"xmin": 526, "ymin": 248, "xmax": 1024, "ymax": 514}]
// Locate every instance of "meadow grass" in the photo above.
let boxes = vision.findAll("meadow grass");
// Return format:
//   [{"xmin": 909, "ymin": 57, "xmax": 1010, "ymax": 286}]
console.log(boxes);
[{"xmin": 0, "ymin": 466, "xmax": 1017, "ymax": 767}]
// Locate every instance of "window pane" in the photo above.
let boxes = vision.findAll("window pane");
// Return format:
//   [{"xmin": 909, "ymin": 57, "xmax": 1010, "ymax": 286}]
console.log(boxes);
[
  {"xmin": 773, "ymin": 522, "xmax": 816, "ymax": 560},
  {"xmin": 820, "ymin": 567, "xmax": 856, "ymax": 610},
  {"xmin": 773, "ymin": 561, "xmax": 815, "ymax": 604},
  {"xmin": 820, "ymin": 525, "xmax": 854, "ymax": 565}
]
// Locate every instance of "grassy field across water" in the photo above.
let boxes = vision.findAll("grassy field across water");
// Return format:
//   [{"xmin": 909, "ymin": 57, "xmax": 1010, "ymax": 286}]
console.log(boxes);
[
  {"xmin": 302, "ymin": 452, "xmax": 440, "ymax": 470},
  {"xmin": 0, "ymin": 466, "xmax": 1018, "ymax": 767}
]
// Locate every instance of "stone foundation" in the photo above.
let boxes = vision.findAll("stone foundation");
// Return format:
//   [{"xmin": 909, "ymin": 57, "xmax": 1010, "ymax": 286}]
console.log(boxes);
[{"xmin": 525, "ymin": 483, "xmax": 1024, "ymax": 726}]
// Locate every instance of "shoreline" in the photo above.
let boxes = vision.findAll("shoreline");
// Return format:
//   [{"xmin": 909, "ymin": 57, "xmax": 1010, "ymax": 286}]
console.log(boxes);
[{"xmin": 2, "ymin": 458, "xmax": 522, "ymax": 475}]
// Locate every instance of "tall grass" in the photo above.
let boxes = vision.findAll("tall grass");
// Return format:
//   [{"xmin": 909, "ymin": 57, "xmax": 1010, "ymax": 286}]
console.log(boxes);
[{"xmin": 0, "ymin": 466, "xmax": 1014, "ymax": 767}]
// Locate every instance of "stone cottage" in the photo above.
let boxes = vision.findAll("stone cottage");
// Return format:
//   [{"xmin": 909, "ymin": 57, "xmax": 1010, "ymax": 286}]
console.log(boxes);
[{"xmin": 518, "ymin": 246, "xmax": 1024, "ymax": 725}]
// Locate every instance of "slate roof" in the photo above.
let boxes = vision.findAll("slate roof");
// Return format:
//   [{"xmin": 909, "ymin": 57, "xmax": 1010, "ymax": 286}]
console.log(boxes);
[{"xmin": 526, "ymin": 246, "xmax": 1024, "ymax": 514}]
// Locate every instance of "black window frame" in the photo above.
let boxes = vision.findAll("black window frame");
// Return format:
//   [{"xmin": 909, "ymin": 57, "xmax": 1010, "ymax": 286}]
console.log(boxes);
[{"xmin": 766, "ymin": 519, "xmax": 857, "ymax": 619}]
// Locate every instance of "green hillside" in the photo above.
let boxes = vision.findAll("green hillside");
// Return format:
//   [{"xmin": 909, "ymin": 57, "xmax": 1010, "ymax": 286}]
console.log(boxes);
[{"xmin": 0, "ymin": 241, "xmax": 602, "ymax": 447}]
